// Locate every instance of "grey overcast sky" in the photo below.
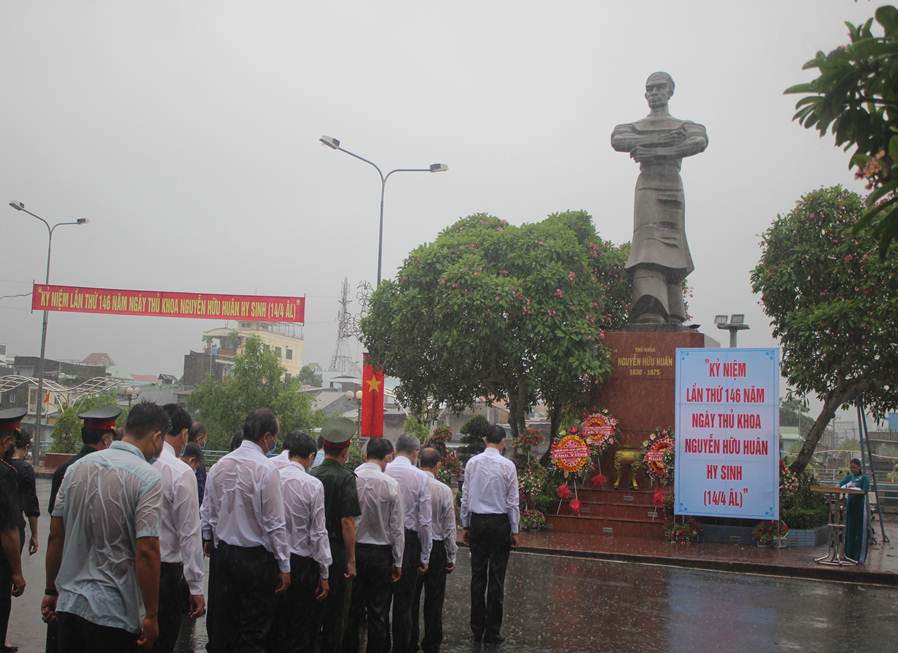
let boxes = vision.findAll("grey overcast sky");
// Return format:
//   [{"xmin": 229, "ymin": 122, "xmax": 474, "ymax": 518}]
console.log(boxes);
[{"xmin": 0, "ymin": 1, "xmax": 873, "ymax": 379}]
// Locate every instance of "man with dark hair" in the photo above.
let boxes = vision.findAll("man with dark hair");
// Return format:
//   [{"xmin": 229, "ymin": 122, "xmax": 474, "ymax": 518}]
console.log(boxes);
[
  {"xmin": 45, "ymin": 405, "xmax": 121, "ymax": 653},
  {"xmin": 48, "ymin": 406, "xmax": 121, "ymax": 513},
  {"xmin": 201, "ymin": 408, "xmax": 290, "ymax": 653},
  {"xmin": 42, "ymin": 401, "xmax": 168, "ymax": 652},
  {"xmin": 270, "ymin": 431, "xmax": 331, "ymax": 653},
  {"xmin": 0, "ymin": 408, "xmax": 27, "ymax": 653},
  {"xmin": 385, "ymin": 434, "xmax": 432, "ymax": 653},
  {"xmin": 188, "ymin": 421, "xmax": 208, "ymax": 504},
  {"xmin": 181, "ymin": 443, "xmax": 205, "ymax": 472},
  {"xmin": 152, "ymin": 404, "xmax": 205, "ymax": 653},
  {"xmin": 460, "ymin": 425, "xmax": 519, "ymax": 644},
  {"xmin": 344, "ymin": 437, "xmax": 404, "ymax": 653},
  {"xmin": 412, "ymin": 447, "xmax": 457, "ymax": 653},
  {"xmin": 309, "ymin": 417, "xmax": 361, "ymax": 653}
]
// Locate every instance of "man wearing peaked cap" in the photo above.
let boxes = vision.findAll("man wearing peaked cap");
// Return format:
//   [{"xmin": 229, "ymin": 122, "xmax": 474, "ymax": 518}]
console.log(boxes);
[
  {"xmin": 0, "ymin": 408, "xmax": 27, "ymax": 653},
  {"xmin": 44, "ymin": 405, "xmax": 120, "ymax": 653},
  {"xmin": 47, "ymin": 406, "xmax": 121, "ymax": 514},
  {"xmin": 309, "ymin": 417, "xmax": 361, "ymax": 653}
]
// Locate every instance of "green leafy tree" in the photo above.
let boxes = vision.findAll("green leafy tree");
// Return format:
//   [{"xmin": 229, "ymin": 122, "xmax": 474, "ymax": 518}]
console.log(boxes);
[
  {"xmin": 751, "ymin": 187, "xmax": 898, "ymax": 473},
  {"xmin": 189, "ymin": 336, "xmax": 320, "ymax": 449},
  {"xmin": 786, "ymin": 5, "xmax": 898, "ymax": 255},
  {"xmin": 402, "ymin": 415, "xmax": 431, "ymax": 443},
  {"xmin": 362, "ymin": 210, "xmax": 630, "ymax": 438},
  {"xmin": 50, "ymin": 393, "xmax": 121, "ymax": 453},
  {"xmin": 298, "ymin": 364, "xmax": 323, "ymax": 388}
]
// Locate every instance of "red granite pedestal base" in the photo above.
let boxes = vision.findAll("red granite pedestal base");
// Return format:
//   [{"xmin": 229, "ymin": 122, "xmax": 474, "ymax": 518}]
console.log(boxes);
[{"xmin": 545, "ymin": 328, "xmax": 716, "ymax": 539}]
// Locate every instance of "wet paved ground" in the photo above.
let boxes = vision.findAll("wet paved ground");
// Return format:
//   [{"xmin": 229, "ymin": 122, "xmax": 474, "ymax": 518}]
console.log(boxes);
[{"xmin": 10, "ymin": 479, "xmax": 898, "ymax": 652}]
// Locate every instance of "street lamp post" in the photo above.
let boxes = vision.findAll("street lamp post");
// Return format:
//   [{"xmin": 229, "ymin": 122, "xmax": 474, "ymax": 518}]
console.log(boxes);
[
  {"xmin": 9, "ymin": 201, "xmax": 87, "ymax": 467},
  {"xmin": 714, "ymin": 313, "xmax": 750, "ymax": 348},
  {"xmin": 319, "ymin": 136, "xmax": 447, "ymax": 286}
]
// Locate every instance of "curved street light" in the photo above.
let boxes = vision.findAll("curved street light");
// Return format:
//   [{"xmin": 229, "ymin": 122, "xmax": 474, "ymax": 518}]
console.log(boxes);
[
  {"xmin": 8, "ymin": 201, "xmax": 88, "ymax": 466},
  {"xmin": 319, "ymin": 136, "xmax": 447, "ymax": 285}
]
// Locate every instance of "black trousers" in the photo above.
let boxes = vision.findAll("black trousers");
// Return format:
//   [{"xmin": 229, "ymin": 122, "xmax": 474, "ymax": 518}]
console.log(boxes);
[
  {"xmin": 315, "ymin": 543, "xmax": 350, "ymax": 653},
  {"xmin": 469, "ymin": 513, "xmax": 511, "ymax": 640},
  {"xmin": 412, "ymin": 540, "xmax": 448, "ymax": 653},
  {"xmin": 56, "ymin": 612, "xmax": 136, "ymax": 653},
  {"xmin": 391, "ymin": 530, "xmax": 421, "ymax": 653},
  {"xmin": 206, "ymin": 542, "xmax": 278, "ymax": 653},
  {"xmin": 152, "ymin": 561, "xmax": 187, "ymax": 653},
  {"xmin": 344, "ymin": 544, "xmax": 393, "ymax": 653},
  {"xmin": 269, "ymin": 554, "xmax": 319, "ymax": 653},
  {"xmin": 0, "ymin": 554, "xmax": 10, "ymax": 646}
]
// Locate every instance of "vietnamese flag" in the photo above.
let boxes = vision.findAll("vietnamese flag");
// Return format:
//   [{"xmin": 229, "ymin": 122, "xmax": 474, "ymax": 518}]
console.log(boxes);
[{"xmin": 360, "ymin": 353, "xmax": 384, "ymax": 438}]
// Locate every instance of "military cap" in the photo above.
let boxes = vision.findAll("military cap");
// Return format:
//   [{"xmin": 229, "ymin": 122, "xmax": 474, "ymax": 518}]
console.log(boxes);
[
  {"xmin": 0, "ymin": 407, "xmax": 27, "ymax": 433},
  {"xmin": 320, "ymin": 416, "xmax": 355, "ymax": 448},
  {"xmin": 78, "ymin": 406, "xmax": 122, "ymax": 432}
]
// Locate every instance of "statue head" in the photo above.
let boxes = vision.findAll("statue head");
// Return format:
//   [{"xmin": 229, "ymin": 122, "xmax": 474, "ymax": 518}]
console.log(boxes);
[{"xmin": 645, "ymin": 71, "xmax": 675, "ymax": 109}]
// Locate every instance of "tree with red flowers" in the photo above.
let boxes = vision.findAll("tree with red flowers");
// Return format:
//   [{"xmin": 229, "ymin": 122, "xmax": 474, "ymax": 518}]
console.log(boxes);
[
  {"xmin": 361, "ymin": 211, "xmax": 630, "ymax": 436},
  {"xmin": 751, "ymin": 186, "xmax": 898, "ymax": 473}
]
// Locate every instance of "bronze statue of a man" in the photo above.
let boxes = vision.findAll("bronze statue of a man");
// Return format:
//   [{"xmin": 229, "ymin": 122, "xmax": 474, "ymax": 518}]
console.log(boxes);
[{"xmin": 611, "ymin": 72, "xmax": 708, "ymax": 325}]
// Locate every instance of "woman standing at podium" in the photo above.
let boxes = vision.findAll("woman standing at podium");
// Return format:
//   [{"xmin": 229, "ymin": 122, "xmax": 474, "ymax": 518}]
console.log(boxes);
[{"xmin": 840, "ymin": 458, "xmax": 870, "ymax": 563}]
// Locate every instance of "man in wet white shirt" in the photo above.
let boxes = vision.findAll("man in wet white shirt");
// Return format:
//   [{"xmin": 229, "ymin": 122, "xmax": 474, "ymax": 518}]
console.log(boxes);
[
  {"xmin": 201, "ymin": 408, "xmax": 290, "ymax": 653},
  {"xmin": 43, "ymin": 401, "xmax": 168, "ymax": 652},
  {"xmin": 412, "ymin": 447, "xmax": 457, "ymax": 653},
  {"xmin": 460, "ymin": 425, "xmax": 519, "ymax": 645},
  {"xmin": 345, "ymin": 438, "xmax": 404, "ymax": 653},
  {"xmin": 152, "ymin": 404, "xmax": 205, "ymax": 653},
  {"xmin": 270, "ymin": 431, "xmax": 332, "ymax": 653},
  {"xmin": 385, "ymin": 435, "xmax": 432, "ymax": 653}
]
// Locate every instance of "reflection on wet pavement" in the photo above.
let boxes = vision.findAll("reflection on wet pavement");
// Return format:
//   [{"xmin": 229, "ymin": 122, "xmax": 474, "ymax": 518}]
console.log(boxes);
[{"xmin": 9, "ymin": 480, "xmax": 898, "ymax": 652}]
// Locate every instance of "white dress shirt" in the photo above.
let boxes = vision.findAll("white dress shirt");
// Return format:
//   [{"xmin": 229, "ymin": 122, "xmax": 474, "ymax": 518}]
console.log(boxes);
[
  {"xmin": 270, "ymin": 450, "xmax": 291, "ymax": 470},
  {"xmin": 278, "ymin": 461, "xmax": 332, "ymax": 578},
  {"xmin": 200, "ymin": 440, "xmax": 291, "ymax": 572},
  {"xmin": 154, "ymin": 441, "xmax": 205, "ymax": 594},
  {"xmin": 460, "ymin": 447, "xmax": 520, "ymax": 534},
  {"xmin": 354, "ymin": 462, "xmax": 405, "ymax": 567},
  {"xmin": 385, "ymin": 455, "xmax": 433, "ymax": 564},
  {"xmin": 423, "ymin": 470, "xmax": 458, "ymax": 564}
]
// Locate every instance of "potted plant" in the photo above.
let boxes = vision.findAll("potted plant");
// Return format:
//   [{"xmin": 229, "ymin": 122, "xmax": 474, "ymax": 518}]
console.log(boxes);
[{"xmin": 752, "ymin": 520, "xmax": 789, "ymax": 547}]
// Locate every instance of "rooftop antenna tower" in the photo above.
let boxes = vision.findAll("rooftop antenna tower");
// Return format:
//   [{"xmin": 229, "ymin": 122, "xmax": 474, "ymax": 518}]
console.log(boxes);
[{"xmin": 328, "ymin": 277, "xmax": 355, "ymax": 373}]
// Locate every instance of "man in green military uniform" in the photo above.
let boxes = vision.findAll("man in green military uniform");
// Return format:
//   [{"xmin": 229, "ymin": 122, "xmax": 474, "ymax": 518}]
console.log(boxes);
[{"xmin": 309, "ymin": 417, "xmax": 361, "ymax": 653}]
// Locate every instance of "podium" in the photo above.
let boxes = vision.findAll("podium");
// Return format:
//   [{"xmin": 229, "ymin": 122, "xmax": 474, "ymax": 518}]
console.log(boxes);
[{"xmin": 811, "ymin": 485, "xmax": 865, "ymax": 566}]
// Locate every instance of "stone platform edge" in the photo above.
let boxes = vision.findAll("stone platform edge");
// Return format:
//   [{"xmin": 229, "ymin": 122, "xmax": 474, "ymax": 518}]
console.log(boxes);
[{"xmin": 457, "ymin": 542, "xmax": 898, "ymax": 588}]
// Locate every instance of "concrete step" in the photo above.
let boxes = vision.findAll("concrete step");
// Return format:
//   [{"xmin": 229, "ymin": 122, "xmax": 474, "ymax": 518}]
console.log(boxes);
[
  {"xmin": 555, "ymin": 500, "xmax": 665, "ymax": 520},
  {"xmin": 545, "ymin": 513, "xmax": 666, "ymax": 538},
  {"xmin": 573, "ymin": 487, "xmax": 661, "ymax": 507}
]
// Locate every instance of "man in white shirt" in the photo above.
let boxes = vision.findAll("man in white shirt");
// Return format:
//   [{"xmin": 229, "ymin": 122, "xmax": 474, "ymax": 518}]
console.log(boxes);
[
  {"xmin": 201, "ymin": 408, "xmax": 291, "ymax": 653},
  {"xmin": 460, "ymin": 425, "xmax": 519, "ymax": 644},
  {"xmin": 270, "ymin": 431, "xmax": 331, "ymax": 653},
  {"xmin": 412, "ymin": 447, "xmax": 457, "ymax": 653},
  {"xmin": 43, "ymin": 401, "xmax": 168, "ymax": 652},
  {"xmin": 152, "ymin": 404, "xmax": 205, "ymax": 653},
  {"xmin": 344, "ymin": 438, "xmax": 404, "ymax": 653},
  {"xmin": 385, "ymin": 435, "xmax": 432, "ymax": 653}
]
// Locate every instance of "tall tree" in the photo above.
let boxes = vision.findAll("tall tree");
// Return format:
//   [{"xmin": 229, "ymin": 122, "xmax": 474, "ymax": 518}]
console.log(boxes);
[
  {"xmin": 786, "ymin": 5, "xmax": 898, "ymax": 255},
  {"xmin": 751, "ymin": 186, "xmax": 898, "ymax": 473},
  {"xmin": 361, "ymin": 211, "xmax": 630, "ymax": 437},
  {"xmin": 189, "ymin": 336, "xmax": 320, "ymax": 449}
]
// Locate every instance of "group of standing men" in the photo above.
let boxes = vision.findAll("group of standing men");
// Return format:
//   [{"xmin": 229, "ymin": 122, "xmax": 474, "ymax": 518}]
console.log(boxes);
[{"xmin": 0, "ymin": 401, "xmax": 521, "ymax": 653}]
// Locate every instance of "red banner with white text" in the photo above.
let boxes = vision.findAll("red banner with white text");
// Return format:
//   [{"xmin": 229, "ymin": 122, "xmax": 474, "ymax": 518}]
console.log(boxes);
[{"xmin": 31, "ymin": 284, "xmax": 305, "ymax": 323}]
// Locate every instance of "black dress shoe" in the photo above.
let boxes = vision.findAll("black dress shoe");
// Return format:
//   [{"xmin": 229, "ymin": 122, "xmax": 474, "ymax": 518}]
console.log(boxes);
[
  {"xmin": 484, "ymin": 635, "xmax": 506, "ymax": 645},
  {"xmin": 2, "ymin": 645, "xmax": 20, "ymax": 652}
]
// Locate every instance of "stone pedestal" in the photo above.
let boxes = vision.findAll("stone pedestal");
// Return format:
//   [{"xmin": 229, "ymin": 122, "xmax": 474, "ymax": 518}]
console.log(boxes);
[{"xmin": 595, "ymin": 328, "xmax": 716, "ymax": 448}]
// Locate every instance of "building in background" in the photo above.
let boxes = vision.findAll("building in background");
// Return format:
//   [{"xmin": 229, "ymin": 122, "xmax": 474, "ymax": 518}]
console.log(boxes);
[{"xmin": 182, "ymin": 322, "xmax": 304, "ymax": 386}]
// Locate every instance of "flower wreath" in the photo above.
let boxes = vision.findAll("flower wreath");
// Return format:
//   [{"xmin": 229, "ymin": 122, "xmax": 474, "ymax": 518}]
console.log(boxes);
[
  {"xmin": 580, "ymin": 410, "xmax": 618, "ymax": 456},
  {"xmin": 641, "ymin": 427, "xmax": 675, "ymax": 486},
  {"xmin": 550, "ymin": 433, "xmax": 590, "ymax": 477}
]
